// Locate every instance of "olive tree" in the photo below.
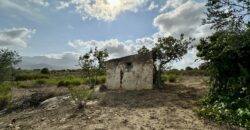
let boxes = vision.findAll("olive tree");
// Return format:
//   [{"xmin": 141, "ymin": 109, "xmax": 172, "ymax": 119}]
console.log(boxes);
[{"xmin": 138, "ymin": 35, "xmax": 193, "ymax": 88}]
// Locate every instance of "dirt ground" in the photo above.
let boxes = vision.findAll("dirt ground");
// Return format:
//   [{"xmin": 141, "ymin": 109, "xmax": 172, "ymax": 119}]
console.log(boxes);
[{"xmin": 0, "ymin": 76, "xmax": 245, "ymax": 130}]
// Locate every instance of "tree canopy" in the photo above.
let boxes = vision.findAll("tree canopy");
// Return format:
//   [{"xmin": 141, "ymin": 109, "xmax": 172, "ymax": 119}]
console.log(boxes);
[{"xmin": 0, "ymin": 49, "xmax": 21, "ymax": 82}]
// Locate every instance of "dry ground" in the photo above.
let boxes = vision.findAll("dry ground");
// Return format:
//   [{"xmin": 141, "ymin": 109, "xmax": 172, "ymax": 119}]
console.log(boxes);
[{"xmin": 0, "ymin": 76, "xmax": 245, "ymax": 130}]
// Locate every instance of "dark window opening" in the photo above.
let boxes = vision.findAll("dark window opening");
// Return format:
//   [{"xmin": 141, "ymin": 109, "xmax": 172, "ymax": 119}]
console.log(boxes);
[
  {"xmin": 125, "ymin": 62, "xmax": 133, "ymax": 71},
  {"xmin": 126, "ymin": 62, "xmax": 132, "ymax": 67}
]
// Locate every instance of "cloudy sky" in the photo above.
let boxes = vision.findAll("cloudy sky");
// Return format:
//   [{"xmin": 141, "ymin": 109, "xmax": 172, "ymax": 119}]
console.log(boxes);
[{"xmin": 0, "ymin": 0, "xmax": 211, "ymax": 69}]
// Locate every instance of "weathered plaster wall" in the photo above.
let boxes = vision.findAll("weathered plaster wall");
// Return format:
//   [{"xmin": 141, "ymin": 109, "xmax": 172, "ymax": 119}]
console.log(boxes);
[{"xmin": 105, "ymin": 53, "xmax": 153, "ymax": 90}]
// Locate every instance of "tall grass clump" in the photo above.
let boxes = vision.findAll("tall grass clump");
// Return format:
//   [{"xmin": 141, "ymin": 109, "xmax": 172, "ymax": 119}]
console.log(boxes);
[
  {"xmin": 68, "ymin": 86, "xmax": 94, "ymax": 109},
  {"xmin": 161, "ymin": 74, "xmax": 177, "ymax": 83},
  {"xmin": 0, "ymin": 83, "xmax": 12, "ymax": 110}
]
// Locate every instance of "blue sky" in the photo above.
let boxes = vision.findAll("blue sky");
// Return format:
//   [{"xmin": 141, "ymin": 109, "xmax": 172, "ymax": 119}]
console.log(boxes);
[{"xmin": 0, "ymin": 0, "xmax": 210, "ymax": 69}]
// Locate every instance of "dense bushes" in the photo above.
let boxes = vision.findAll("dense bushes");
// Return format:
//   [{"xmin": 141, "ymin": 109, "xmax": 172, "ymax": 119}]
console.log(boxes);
[{"xmin": 196, "ymin": 24, "xmax": 250, "ymax": 127}]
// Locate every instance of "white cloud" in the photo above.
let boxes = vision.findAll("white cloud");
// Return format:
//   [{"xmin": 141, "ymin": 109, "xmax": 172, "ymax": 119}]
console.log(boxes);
[
  {"xmin": 0, "ymin": 28, "xmax": 36, "ymax": 47},
  {"xmin": 171, "ymin": 48, "xmax": 202, "ymax": 69},
  {"xmin": 56, "ymin": 1, "xmax": 70, "ymax": 10},
  {"xmin": 160, "ymin": 0, "xmax": 188, "ymax": 12},
  {"xmin": 148, "ymin": 1, "xmax": 158, "ymax": 11},
  {"xmin": 68, "ymin": 39, "xmax": 139, "ymax": 59},
  {"xmin": 154, "ymin": 0, "xmax": 212, "ymax": 38},
  {"xmin": 28, "ymin": 0, "xmax": 49, "ymax": 7},
  {"xmin": 58, "ymin": 0, "xmax": 146, "ymax": 21}
]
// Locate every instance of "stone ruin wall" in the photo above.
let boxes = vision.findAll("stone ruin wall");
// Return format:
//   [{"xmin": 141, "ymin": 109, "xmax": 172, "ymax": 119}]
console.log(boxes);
[{"xmin": 105, "ymin": 53, "xmax": 153, "ymax": 90}]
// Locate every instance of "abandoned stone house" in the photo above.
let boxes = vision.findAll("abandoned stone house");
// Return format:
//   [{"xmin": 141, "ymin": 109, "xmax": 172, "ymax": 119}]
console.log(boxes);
[{"xmin": 105, "ymin": 53, "xmax": 154, "ymax": 90}]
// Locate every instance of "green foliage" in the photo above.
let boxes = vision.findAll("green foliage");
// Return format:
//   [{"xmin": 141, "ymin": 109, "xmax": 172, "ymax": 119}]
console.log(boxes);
[
  {"xmin": 93, "ymin": 47, "xmax": 109, "ymax": 69},
  {"xmin": 203, "ymin": 0, "xmax": 250, "ymax": 30},
  {"xmin": 79, "ymin": 47, "xmax": 109, "ymax": 87},
  {"xmin": 0, "ymin": 83, "xmax": 12, "ymax": 110},
  {"xmin": 57, "ymin": 78, "xmax": 83, "ymax": 87},
  {"xmin": 68, "ymin": 87, "xmax": 93, "ymax": 101},
  {"xmin": 197, "ymin": 0, "xmax": 250, "ymax": 128},
  {"xmin": 197, "ymin": 28, "xmax": 250, "ymax": 102},
  {"xmin": 35, "ymin": 79, "xmax": 46, "ymax": 85},
  {"xmin": 185, "ymin": 66, "xmax": 193, "ymax": 70},
  {"xmin": 0, "ymin": 49, "xmax": 21, "ymax": 82},
  {"xmin": 40, "ymin": 68, "xmax": 49, "ymax": 74},
  {"xmin": 161, "ymin": 74, "xmax": 177, "ymax": 83},
  {"xmin": 137, "ymin": 45, "xmax": 150, "ymax": 54},
  {"xmin": 168, "ymin": 74, "xmax": 177, "ymax": 83},
  {"xmin": 15, "ymin": 73, "xmax": 49, "ymax": 81},
  {"xmin": 197, "ymin": 98, "xmax": 250, "ymax": 128},
  {"xmin": 152, "ymin": 35, "xmax": 193, "ymax": 87}
]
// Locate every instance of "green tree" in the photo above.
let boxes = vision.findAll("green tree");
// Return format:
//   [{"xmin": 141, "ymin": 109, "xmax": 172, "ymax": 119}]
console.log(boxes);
[
  {"xmin": 153, "ymin": 35, "xmax": 193, "ymax": 88},
  {"xmin": 79, "ymin": 48, "xmax": 109, "ymax": 87},
  {"xmin": 203, "ymin": 0, "xmax": 250, "ymax": 30},
  {"xmin": 0, "ymin": 49, "xmax": 21, "ymax": 83},
  {"xmin": 137, "ymin": 45, "xmax": 150, "ymax": 54},
  {"xmin": 138, "ymin": 35, "xmax": 193, "ymax": 88},
  {"xmin": 93, "ymin": 47, "xmax": 109, "ymax": 69},
  {"xmin": 185, "ymin": 66, "xmax": 193, "ymax": 71},
  {"xmin": 41, "ymin": 68, "xmax": 49, "ymax": 74},
  {"xmin": 196, "ymin": 0, "xmax": 250, "ymax": 127},
  {"xmin": 79, "ymin": 50, "xmax": 95, "ymax": 87}
]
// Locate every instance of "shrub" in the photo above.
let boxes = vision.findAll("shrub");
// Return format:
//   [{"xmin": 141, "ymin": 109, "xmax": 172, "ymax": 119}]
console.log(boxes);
[
  {"xmin": 168, "ymin": 74, "xmax": 177, "ymax": 83},
  {"xmin": 196, "ymin": 98, "xmax": 250, "ymax": 128},
  {"xmin": 57, "ymin": 79, "xmax": 81, "ymax": 87},
  {"xmin": 41, "ymin": 68, "xmax": 49, "ymax": 74},
  {"xmin": 35, "ymin": 79, "xmax": 46, "ymax": 85},
  {"xmin": 57, "ymin": 80, "xmax": 65, "ymax": 87},
  {"xmin": 68, "ymin": 87, "xmax": 93, "ymax": 101},
  {"xmin": 96, "ymin": 76, "xmax": 106, "ymax": 84},
  {"xmin": 161, "ymin": 74, "xmax": 177, "ymax": 83},
  {"xmin": 161, "ymin": 75, "xmax": 168, "ymax": 82},
  {"xmin": 0, "ymin": 83, "xmax": 12, "ymax": 110},
  {"xmin": 68, "ymin": 86, "xmax": 94, "ymax": 110}
]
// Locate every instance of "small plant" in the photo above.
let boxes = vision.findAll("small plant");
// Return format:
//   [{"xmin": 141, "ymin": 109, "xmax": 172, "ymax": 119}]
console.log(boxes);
[
  {"xmin": 161, "ymin": 75, "xmax": 168, "ymax": 82},
  {"xmin": 168, "ymin": 74, "xmax": 177, "ymax": 83},
  {"xmin": 68, "ymin": 86, "xmax": 93, "ymax": 109}
]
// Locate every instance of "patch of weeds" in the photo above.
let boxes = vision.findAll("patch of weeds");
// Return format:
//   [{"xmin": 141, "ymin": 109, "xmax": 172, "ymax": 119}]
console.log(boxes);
[
  {"xmin": 68, "ymin": 86, "xmax": 94, "ymax": 110},
  {"xmin": 35, "ymin": 79, "xmax": 46, "ymax": 85},
  {"xmin": 0, "ymin": 82, "xmax": 12, "ymax": 110},
  {"xmin": 196, "ymin": 96, "xmax": 250, "ymax": 129},
  {"xmin": 161, "ymin": 74, "xmax": 178, "ymax": 83},
  {"xmin": 168, "ymin": 74, "xmax": 177, "ymax": 83},
  {"xmin": 57, "ymin": 79, "xmax": 82, "ymax": 87}
]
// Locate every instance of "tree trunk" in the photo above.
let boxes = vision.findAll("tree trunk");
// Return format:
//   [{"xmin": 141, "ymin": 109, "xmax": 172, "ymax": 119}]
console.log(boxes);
[{"xmin": 154, "ymin": 64, "xmax": 163, "ymax": 89}]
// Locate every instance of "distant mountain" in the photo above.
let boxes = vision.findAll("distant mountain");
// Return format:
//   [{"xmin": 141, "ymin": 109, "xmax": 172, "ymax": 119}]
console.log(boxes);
[{"xmin": 17, "ymin": 56, "xmax": 79, "ymax": 70}]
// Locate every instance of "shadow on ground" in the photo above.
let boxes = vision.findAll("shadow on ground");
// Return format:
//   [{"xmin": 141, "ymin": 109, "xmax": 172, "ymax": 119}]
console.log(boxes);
[{"xmin": 99, "ymin": 83, "xmax": 204, "ymax": 109}]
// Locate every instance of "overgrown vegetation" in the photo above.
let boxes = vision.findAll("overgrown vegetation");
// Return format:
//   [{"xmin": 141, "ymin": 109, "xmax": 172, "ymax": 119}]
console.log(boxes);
[
  {"xmin": 196, "ymin": 0, "xmax": 250, "ymax": 128},
  {"xmin": 0, "ymin": 83, "xmax": 12, "ymax": 110}
]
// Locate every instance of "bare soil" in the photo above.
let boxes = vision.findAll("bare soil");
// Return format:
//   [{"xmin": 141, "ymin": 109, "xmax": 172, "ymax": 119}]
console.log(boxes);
[{"xmin": 0, "ymin": 76, "xmax": 245, "ymax": 130}]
